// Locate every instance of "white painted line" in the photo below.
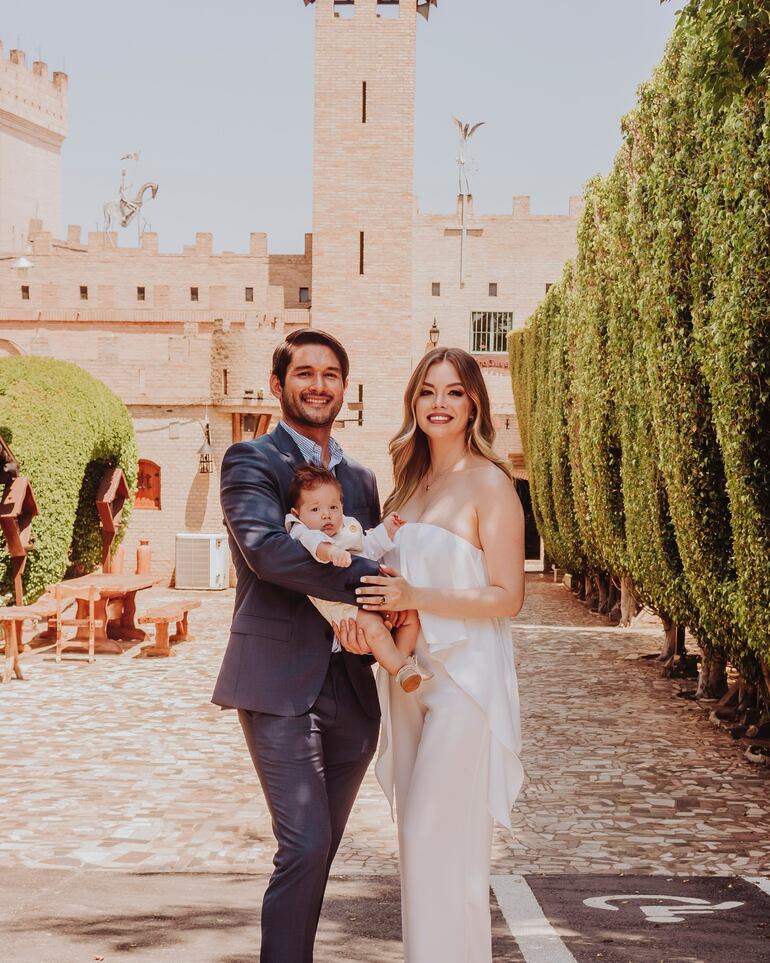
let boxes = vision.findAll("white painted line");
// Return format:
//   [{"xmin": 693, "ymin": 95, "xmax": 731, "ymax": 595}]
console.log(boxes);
[
  {"xmin": 744, "ymin": 876, "xmax": 770, "ymax": 899},
  {"xmin": 491, "ymin": 874, "xmax": 578, "ymax": 963}
]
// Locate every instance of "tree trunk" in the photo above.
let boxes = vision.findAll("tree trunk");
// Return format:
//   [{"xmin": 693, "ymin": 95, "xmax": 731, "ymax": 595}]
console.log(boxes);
[
  {"xmin": 597, "ymin": 574, "xmax": 609, "ymax": 615},
  {"xmin": 696, "ymin": 649, "xmax": 729, "ymax": 699},
  {"xmin": 607, "ymin": 579, "xmax": 621, "ymax": 625},
  {"xmin": 759, "ymin": 657, "xmax": 770, "ymax": 714},
  {"xmin": 619, "ymin": 576, "xmax": 640, "ymax": 627},
  {"xmin": 658, "ymin": 615, "xmax": 678, "ymax": 673},
  {"xmin": 585, "ymin": 574, "xmax": 600, "ymax": 611}
]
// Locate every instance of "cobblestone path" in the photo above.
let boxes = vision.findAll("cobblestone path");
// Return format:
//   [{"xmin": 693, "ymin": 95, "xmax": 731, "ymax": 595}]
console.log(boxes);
[{"xmin": 1, "ymin": 575, "xmax": 768, "ymax": 876}]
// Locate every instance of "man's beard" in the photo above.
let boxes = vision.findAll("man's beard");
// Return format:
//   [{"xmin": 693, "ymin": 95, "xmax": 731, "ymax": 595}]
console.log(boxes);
[{"xmin": 282, "ymin": 389, "xmax": 342, "ymax": 428}]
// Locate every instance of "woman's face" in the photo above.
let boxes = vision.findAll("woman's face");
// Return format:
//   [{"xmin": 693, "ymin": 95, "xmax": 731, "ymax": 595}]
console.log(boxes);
[{"xmin": 415, "ymin": 359, "xmax": 474, "ymax": 442}]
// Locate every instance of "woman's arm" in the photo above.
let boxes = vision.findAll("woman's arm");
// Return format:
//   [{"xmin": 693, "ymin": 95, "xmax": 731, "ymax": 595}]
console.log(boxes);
[{"xmin": 356, "ymin": 469, "xmax": 525, "ymax": 620}]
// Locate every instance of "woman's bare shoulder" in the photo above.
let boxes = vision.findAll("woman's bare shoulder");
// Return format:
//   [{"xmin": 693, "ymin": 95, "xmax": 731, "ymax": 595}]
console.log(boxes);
[{"xmin": 469, "ymin": 460, "xmax": 515, "ymax": 490}]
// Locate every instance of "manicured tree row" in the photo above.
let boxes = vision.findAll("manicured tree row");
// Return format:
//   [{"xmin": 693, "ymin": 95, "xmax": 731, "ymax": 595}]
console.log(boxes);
[
  {"xmin": 689, "ymin": 15, "xmax": 770, "ymax": 692},
  {"xmin": 509, "ymin": 0, "xmax": 770, "ymax": 697},
  {"xmin": 0, "ymin": 357, "xmax": 138, "ymax": 603}
]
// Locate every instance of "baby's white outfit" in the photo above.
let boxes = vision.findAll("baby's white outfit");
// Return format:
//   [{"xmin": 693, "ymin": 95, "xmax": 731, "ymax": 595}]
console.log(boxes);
[{"xmin": 285, "ymin": 514, "xmax": 395, "ymax": 625}]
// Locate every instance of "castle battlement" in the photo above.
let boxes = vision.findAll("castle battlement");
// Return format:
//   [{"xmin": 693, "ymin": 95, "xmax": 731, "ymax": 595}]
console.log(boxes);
[{"xmin": 0, "ymin": 40, "xmax": 68, "ymax": 140}]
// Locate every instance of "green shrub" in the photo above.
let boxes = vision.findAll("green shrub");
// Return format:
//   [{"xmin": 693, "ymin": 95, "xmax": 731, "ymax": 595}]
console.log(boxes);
[
  {"xmin": 0, "ymin": 357, "xmax": 137, "ymax": 603},
  {"xmin": 509, "ymin": 0, "xmax": 770, "ymax": 683}
]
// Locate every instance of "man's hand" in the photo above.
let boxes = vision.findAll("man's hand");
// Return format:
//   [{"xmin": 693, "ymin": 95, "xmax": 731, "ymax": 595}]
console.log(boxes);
[{"xmin": 332, "ymin": 617, "xmax": 372, "ymax": 655}]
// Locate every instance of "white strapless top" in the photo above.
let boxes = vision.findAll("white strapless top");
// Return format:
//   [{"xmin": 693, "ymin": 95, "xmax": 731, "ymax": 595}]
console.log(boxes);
[{"xmin": 375, "ymin": 522, "xmax": 524, "ymax": 829}]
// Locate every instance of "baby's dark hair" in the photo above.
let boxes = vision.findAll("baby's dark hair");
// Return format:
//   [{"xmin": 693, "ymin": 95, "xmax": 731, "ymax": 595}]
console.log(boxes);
[{"xmin": 289, "ymin": 463, "xmax": 344, "ymax": 508}]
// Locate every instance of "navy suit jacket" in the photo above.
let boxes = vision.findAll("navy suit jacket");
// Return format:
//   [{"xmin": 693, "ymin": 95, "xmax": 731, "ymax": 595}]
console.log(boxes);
[{"xmin": 211, "ymin": 423, "xmax": 382, "ymax": 718}]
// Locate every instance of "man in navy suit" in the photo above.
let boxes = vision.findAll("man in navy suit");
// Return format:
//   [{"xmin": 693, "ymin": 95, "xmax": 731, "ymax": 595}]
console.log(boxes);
[{"xmin": 212, "ymin": 328, "xmax": 383, "ymax": 963}]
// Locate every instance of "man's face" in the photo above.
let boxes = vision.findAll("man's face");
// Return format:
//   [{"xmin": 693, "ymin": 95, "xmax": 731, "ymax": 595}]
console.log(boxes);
[{"xmin": 270, "ymin": 344, "xmax": 347, "ymax": 429}]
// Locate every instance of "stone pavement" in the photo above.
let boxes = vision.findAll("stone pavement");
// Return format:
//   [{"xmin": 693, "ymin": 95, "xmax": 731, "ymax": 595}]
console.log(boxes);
[
  {"xmin": 3, "ymin": 574, "xmax": 770, "ymax": 962},
  {"xmin": 1, "ymin": 574, "xmax": 768, "ymax": 877}
]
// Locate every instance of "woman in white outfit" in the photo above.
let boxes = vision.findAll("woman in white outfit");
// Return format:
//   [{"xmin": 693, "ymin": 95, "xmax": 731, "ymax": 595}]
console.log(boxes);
[{"xmin": 337, "ymin": 347, "xmax": 525, "ymax": 963}]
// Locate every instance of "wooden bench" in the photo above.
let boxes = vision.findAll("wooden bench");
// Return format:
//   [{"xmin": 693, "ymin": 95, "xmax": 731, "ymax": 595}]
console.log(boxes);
[
  {"xmin": 0, "ymin": 594, "xmax": 79, "ymax": 681},
  {"xmin": 137, "ymin": 598, "xmax": 201, "ymax": 658},
  {"xmin": 0, "ymin": 603, "xmax": 53, "ymax": 683}
]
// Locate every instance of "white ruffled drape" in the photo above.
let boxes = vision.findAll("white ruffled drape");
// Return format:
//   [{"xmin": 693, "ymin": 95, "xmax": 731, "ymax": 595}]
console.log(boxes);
[{"xmin": 375, "ymin": 522, "xmax": 524, "ymax": 829}]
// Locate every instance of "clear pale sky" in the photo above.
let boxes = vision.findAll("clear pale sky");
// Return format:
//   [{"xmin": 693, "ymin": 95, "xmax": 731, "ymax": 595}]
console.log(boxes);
[{"xmin": 1, "ymin": 0, "xmax": 679, "ymax": 253}]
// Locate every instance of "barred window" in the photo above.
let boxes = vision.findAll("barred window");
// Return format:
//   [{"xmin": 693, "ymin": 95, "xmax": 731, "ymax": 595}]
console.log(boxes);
[{"xmin": 470, "ymin": 311, "xmax": 513, "ymax": 353}]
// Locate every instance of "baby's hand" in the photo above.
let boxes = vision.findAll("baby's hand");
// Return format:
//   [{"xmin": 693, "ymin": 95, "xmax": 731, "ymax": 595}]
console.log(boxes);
[
  {"xmin": 329, "ymin": 546, "xmax": 352, "ymax": 568},
  {"xmin": 383, "ymin": 513, "xmax": 407, "ymax": 539}
]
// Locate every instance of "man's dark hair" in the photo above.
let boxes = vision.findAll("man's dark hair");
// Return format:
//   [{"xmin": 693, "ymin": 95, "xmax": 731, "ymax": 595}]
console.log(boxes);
[
  {"xmin": 289, "ymin": 463, "xmax": 344, "ymax": 508},
  {"xmin": 271, "ymin": 328, "xmax": 350, "ymax": 386}
]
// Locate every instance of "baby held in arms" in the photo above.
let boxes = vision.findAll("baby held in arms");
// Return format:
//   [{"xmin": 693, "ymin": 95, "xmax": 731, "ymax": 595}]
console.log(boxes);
[{"xmin": 286, "ymin": 463, "xmax": 423, "ymax": 692}]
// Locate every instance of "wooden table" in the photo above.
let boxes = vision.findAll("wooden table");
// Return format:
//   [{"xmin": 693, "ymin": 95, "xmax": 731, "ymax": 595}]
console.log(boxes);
[{"xmin": 51, "ymin": 574, "xmax": 161, "ymax": 655}]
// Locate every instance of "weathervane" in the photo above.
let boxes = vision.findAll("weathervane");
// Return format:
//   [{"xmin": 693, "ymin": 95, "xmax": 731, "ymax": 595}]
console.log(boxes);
[
  {"xmin": 103, "ymin": 151, "xmax": 159, "ymax": 241},
  {"xmin": 452, "ymin": 116, "xmax": 485, "ymax": 286}
]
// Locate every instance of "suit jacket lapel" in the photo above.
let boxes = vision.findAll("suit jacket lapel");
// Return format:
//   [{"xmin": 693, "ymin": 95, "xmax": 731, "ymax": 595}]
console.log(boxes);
[
  {"xmin": 336, "ymin": 457, "xmax": 358, "ymax": 509},
  {"xmin": 271, "ymin": 423, "xmax": 305, "ymax": 468}
]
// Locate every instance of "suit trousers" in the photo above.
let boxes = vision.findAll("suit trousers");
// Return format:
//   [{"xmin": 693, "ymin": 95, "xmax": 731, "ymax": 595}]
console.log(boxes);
[{"xmin": 239, "ymin": 654, "xmax": 379, "ymax": 963}]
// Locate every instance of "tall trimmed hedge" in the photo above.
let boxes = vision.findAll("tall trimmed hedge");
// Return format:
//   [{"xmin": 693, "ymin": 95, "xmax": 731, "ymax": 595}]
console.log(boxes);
[
  {"xmin": 509, "ymin": 0, "xmax": 770, "ymax": 687},
  {"xmin": 0, "ymin": 357, "xmax": 138, "ymax": 603}
]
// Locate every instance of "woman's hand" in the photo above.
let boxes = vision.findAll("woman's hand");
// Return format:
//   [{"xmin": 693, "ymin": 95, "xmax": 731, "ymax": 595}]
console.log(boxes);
[{"xmin": 355, "ymin": 565, "xmax": 417, "ymax": 612}]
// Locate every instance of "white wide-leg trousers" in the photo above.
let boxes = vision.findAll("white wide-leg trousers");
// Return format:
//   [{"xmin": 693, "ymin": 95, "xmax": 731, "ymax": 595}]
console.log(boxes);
[{"xmin": 389, "ymin": 652, "xmax": 494, "ymax": 963}]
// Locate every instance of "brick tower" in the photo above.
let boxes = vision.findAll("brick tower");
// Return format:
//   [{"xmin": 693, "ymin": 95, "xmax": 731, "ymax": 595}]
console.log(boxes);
[
  {"xmin": 305, "ymin": 0, "xmax": 437, "ymax": 484},
  {"xmin": 0, "ymin": 43, "xmax": 68, "ymax": 251}
]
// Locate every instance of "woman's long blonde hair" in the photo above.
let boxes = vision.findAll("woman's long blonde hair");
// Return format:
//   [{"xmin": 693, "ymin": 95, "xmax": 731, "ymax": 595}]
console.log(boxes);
[{"xmin": 383, "ymin": 347, "xmax": 514, "ymax": 516}]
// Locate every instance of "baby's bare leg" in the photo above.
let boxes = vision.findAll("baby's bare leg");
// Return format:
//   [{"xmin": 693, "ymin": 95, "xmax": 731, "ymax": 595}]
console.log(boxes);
[
  {"xmin": 394, "ymin": 611, "xmax": 420, "ymax": 658},
  {"xmin": 355, "ymin": 609, "xmax": 409, "ymax": 677}
]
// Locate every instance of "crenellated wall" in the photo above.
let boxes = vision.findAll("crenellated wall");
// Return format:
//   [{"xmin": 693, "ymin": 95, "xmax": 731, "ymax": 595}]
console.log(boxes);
[
  {"xmin": 0, "ymin": 41, "xmax": 68, "ymax": 251},
  {"xmin": 0, "ymin": 2, "xmax": 581, "ymax": 580}
]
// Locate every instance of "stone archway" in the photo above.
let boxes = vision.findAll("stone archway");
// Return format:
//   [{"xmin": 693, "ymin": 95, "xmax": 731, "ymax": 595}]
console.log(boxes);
[{"xmin": 0, "ymin": 339, "xmax": 25, "ymax": 357}]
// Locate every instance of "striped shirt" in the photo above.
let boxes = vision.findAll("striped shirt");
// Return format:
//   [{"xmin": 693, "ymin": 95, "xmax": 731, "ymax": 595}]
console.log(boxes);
[{"xmin": 279, "ymin": 420, "xmax": 344, "ymax": 472}]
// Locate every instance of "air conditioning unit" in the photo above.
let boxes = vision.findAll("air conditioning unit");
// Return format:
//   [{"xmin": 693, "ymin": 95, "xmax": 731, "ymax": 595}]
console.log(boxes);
[{"xmin": 175, "ymin": 533, "xmax": 230, "ymax": 590}]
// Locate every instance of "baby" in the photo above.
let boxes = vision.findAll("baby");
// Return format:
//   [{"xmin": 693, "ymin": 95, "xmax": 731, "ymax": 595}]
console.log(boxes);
[{"xmin": 286, "ymin": 463, "xmax": 422, "ymax": 692}]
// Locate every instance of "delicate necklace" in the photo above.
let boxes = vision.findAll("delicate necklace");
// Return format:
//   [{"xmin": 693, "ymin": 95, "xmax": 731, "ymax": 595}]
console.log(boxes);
[{"xmin": 424, "ymin": 458, "xmax": 463, "ymax": 492}]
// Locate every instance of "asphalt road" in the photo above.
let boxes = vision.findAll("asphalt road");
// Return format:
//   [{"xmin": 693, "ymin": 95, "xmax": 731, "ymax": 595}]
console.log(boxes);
[{"xmin": 2, "ymin": 870, "xmax": 768, "ymax": 962}]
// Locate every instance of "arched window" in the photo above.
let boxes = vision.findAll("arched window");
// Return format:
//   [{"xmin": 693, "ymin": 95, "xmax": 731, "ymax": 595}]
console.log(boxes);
[
  {"xmin": 135, "ymin": 459, "xmax": 161, "ymax": 510},
  {"xmin": 0, "ymin": 339, "xmax": 25, "ymax": 357}
]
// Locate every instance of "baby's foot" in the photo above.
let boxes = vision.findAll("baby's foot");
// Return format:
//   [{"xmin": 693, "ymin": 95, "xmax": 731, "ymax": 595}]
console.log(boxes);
[{"xmin": 396, "ymin": 660, "xmax": 422, "ymax": 693}]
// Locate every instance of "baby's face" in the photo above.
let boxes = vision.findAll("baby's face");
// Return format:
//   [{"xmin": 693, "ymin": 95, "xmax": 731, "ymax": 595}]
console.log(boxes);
[{"xmin": 295, "ymin": 482, "xmax": 344, "ymax": 537}]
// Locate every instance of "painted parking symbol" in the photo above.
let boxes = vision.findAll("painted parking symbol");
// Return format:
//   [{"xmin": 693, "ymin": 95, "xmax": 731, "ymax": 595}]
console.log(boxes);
[
  {"xmin": 503, "ymin": 875, "xmax": 770, "ymax": 963},
  {"xmin": 583, "ymin": 893, "xmax": 745, "ymax": 923}
]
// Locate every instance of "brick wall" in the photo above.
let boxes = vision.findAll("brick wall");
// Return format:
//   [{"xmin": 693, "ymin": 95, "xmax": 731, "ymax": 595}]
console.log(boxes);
[
  {"xmin": 310, "ymin": 0, "xmax": 418, "ymax": 487},
  {"xmin": 0, "ymin": 43, "xmax": 67, "ymax": 250},
  {"xmin": 269, "ymin": 234, "xmax": 313, "ymax": 308}
]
